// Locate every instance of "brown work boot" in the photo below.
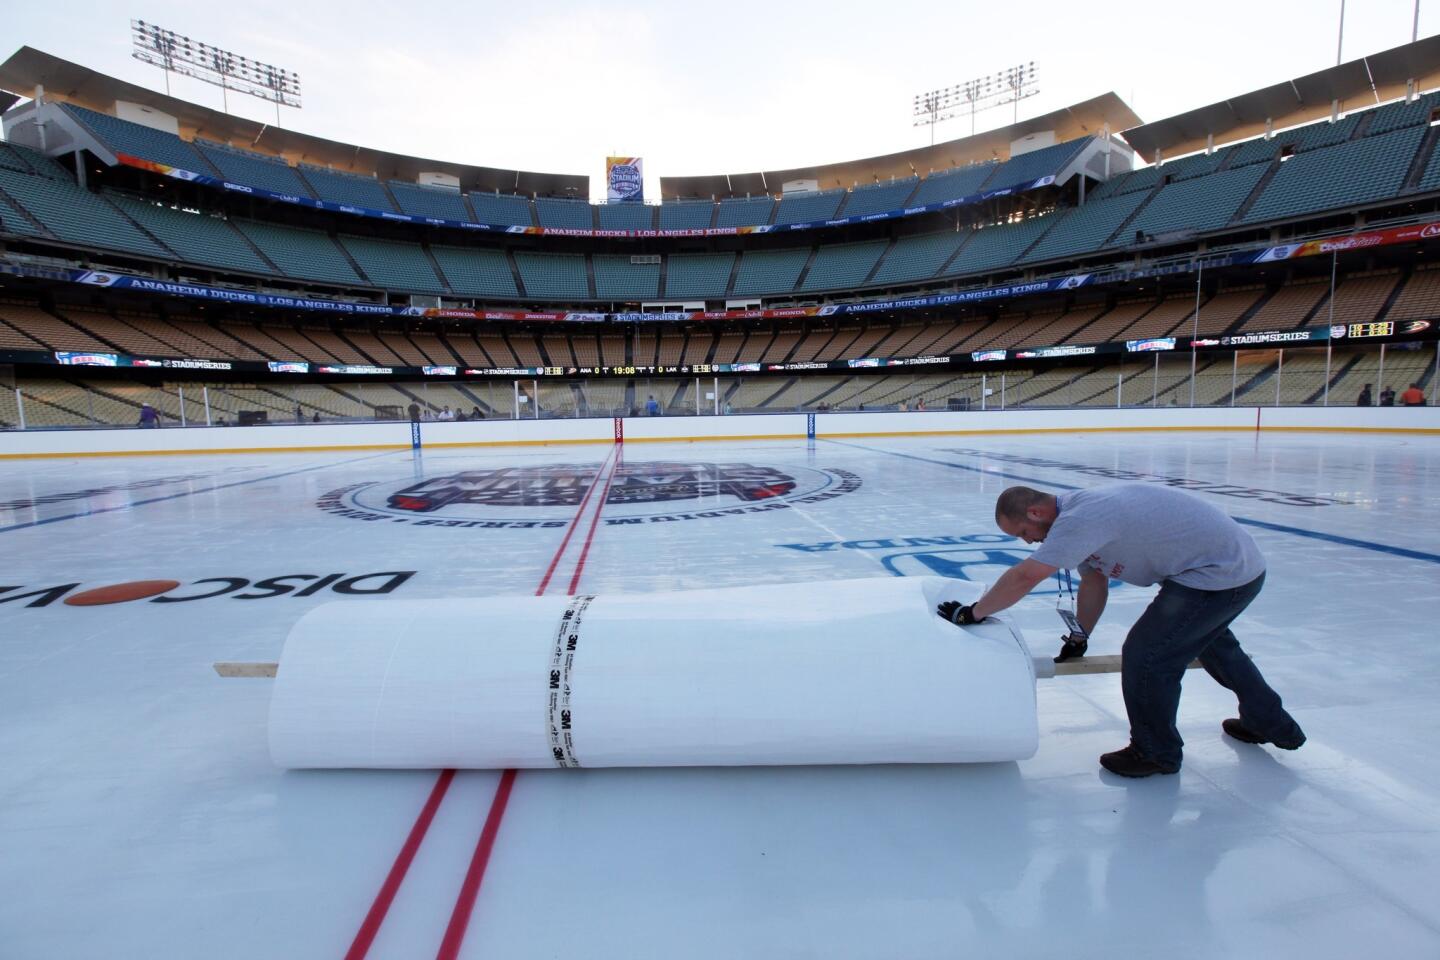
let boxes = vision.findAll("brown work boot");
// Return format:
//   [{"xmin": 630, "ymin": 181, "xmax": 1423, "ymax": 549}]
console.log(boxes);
[{"xmin": 1222, "ymin": 718, "xmax": 1305, "ymax": 751}]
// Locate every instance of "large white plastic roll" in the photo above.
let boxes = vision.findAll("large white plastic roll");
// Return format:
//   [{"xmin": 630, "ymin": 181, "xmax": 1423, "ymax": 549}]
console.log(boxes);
[{"xmin": 268, "ymin": 577, "xmax": 1038, "ymax": 769}]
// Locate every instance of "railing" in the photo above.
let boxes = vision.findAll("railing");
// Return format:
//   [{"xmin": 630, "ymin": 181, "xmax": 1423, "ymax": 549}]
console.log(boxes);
[{"xmin": 3, "ymin": 344, "xmax": 1434, "ymax": 431}]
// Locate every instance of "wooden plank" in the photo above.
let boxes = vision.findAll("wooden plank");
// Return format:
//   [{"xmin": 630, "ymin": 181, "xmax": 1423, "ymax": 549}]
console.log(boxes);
[
  {"xmin": 214, "ymin": 661, "xmax": 278, "ymax": 678},
  {"xmin": 1052, "ymin": 655, "xmax": 1202, "ymax": 676},
  {"xmin": 212, "ymin": 657, "xmax": 1201, "ymax": 680}
]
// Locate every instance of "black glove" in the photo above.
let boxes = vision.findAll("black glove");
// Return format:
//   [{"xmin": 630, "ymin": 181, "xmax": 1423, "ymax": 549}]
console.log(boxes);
[
  {"xmin": 937, "ymin": 601, "xmax": 980, "ymax": 626},
  {"xmin": 1054, "ymin": 633, "xmax": 1088, "ymax": 663}
]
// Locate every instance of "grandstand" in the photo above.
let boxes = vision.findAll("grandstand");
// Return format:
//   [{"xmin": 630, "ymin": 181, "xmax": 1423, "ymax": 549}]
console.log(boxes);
[{"xmin": 0, "ymin": 39, "xmax": 1436, "ymax": 430}]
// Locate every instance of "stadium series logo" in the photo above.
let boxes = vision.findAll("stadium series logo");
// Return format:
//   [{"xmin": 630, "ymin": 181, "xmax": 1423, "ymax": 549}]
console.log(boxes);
[{"xmin": 318, "ymin": 461, "xmax": 862, "ymax": 529}]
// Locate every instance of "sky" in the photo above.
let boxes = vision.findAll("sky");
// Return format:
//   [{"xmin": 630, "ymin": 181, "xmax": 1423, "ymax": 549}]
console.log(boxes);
[{"xmin": 5, "ymin": 0, "xmax": 1437, "ymax": 199}]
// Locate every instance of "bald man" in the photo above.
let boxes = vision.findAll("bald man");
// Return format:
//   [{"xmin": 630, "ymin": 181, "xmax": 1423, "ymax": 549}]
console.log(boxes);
[{"xmin": 938, "ymin": 483, "xmax": 1305, "ymax": 778}]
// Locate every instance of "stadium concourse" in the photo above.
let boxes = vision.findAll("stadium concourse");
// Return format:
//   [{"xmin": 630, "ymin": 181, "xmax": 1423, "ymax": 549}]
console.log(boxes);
[{"xmin": 3, "ymin": 24, "xmax": 1440, "ymax": 960}]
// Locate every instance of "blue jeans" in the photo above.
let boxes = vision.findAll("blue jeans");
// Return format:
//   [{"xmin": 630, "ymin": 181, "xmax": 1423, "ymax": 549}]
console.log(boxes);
[{"xmin": 1121, "ymin": 571, "xmax": 1302, "ymax": 769}]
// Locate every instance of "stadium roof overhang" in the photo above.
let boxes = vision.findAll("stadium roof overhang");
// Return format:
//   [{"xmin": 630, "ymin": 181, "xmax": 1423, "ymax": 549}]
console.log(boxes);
[
  {"xmin": 0, "ymin": 45, "xmax": 590, "ymax": 198},
  {"xmin": 1122, "ymin": 34, "xmax": 1440, "ymax": 161},
  {"xmin": 657, "ymin": 93, "xmax": 1141, "ymax": 200}
]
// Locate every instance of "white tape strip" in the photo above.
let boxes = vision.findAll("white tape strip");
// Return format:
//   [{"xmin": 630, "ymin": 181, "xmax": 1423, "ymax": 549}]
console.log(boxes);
[{"xmin": 547, "ymin": 595, "xmax": 594, "ymax": 767}]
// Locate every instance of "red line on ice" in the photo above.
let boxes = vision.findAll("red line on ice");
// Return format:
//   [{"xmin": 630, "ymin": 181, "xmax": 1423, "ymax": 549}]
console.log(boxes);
[
  {"xmin": 567, "ymin": 446, "xmax": 622, "ymax": 594},
  {"xmin": 345, "ymin": 444, "xmax": 618, "ymax": 958},
  {"xmin": 343, "ymin": 769, "xmax": 456, "ymax": 960},
  {"xmin": 434, "ymin": 768, "xmax": 518, "ymax": 960},
  {"xmin": 436, "ymin": 446, "xmax": 621, "ymax": 957},
  {"xmin": 535, "ymin": 445, "xmax": 617, "ymax": 596}
]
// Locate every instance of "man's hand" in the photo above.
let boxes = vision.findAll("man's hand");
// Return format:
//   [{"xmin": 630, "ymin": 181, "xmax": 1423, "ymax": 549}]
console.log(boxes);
[
  {"xmin": 1054, "ymin": 633, "xmax": 1088, "ymax": 663},
  {"xmin": 937, "ymin": 601, "xmax": 981, "ymax": 626}
]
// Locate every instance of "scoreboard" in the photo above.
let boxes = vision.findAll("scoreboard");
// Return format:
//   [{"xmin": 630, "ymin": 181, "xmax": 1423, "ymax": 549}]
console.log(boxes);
[{"xmin": 1346, "ymin": 321, "xmax": 1394, "ymax": 339}]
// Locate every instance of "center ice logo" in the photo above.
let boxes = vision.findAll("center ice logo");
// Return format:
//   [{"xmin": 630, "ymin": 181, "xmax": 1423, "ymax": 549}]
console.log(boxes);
[
  {"xmin": 388, "ymin": 463, "xmax": 796, "ymax": 511},
  {"xmin": 318, "ymin": 462, "xmax": 862, "ymax": 529}
]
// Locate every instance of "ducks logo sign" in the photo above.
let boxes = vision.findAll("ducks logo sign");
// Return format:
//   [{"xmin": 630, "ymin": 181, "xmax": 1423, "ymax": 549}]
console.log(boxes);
[{"xmin": 318, "ymin": 461, "xmax": 861, "ymax": 530}]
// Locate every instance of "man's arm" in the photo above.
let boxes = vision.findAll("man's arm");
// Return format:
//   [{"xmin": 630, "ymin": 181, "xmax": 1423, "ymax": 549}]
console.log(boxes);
[
  {"xmin": 1076, "ymin": 564, "xmax": 1108, "ymax": 635},
  {"xmin": 972, "ymin": 557, "xmax": 1057, "ymax": 620}
]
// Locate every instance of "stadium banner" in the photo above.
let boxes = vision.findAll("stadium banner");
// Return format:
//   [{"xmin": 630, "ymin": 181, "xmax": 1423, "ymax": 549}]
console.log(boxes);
[
  {"xmin": 111, "ymin": 153, "xmax": 1055, "ymax": 239},
  {"xmin": 606, "ymin": 157, "xmax": 644, "ymax": 202},
  {"xmin": 1190, "ymin": 328, "xmax": 1330, "ymax": 348},
  {"xmin": 0, "ymin": 320, "xmax": 1423, "ymax": 380},
  {"xmin": 4, "ymin": 217, "xmax": 1440, "ymax": 336}
]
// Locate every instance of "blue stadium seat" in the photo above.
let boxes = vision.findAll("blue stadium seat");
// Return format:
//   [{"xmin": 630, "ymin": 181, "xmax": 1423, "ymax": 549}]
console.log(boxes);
[
  {"xmin": 597, "ymin": 203, "xmax": 655, "ymax": 230},
  {"xmin": 800, "ymin": 240, "xmax": 889, "ymax": 291},
  {"xmin": 731, "ymin": 248, "xmax": 809, "ymax": 295},
  {"xmin": 430, "ymin": 245, "xmax": 518, "ymax": 299},
  {"xmin": 1292, "ymin": 114, "xmax": 1362, "ymax": 151},
  {"xmin": 869, "ymin": 230, "xmax": 968, "ymax": 285},
  {"xmin": 715, "ymin": 197, "xmax": 775, "ymax": 228},
  {"xmin": 109, "ymin": 195, "xmax": 273, "ymax": 274},
  {"xmin": 941, "ymin": 217, "xmax": 1052, "ymax": 275},
  {"xmin": 836, "ymin": 179, "xmax": 919, "ymax": 219},
  {"xmin": 1155, "ymin": 147, "xmax": 1233, "ymax": 182},
  {"xmin": 1365, "ymin": 90, "xmax": 1440, "ymax": 135},
  {"xmin": 983, "ymin": 138, "xmax": 1091, "ymax": 189},
  {"xmin": 514, "ymin": 252, "xmax": 590, "ymax": 299},
  {"xmin": 658, "ymin": 201, "xmax": 715, "ymax": 230},
  {"xmin": 234, "ymin": 220, "xmax": 363, "ymax": 286},
  {"xmin": 1122, "ymin": 164, "xmax": 1269, "ymax": 240},
  {"xmin": 534, "ymin": 197, "xmax": 593, "ymax": 230},
  {"xmin": 592, "ymin": 255, "xmax": 660, "ymax": 299},
  {"xmin": 469, "ymin": 192, "xmax": 534, "ymax": 227},
  {"xmin": 299, "ymin": 166, "xmax": 395, "ymax": 211},
  {"xmin": 907, "ymin": 164, "xmax": 998, "ymax": 206},
  {"xmin": 389, "ymin": 181, "xmax": 472, "ymax": 221},
  {"xmin": 1087, "ymin": 166, "xmax": 1161, "ymax": 200},
  {"xmin": 0, "ymin": 162, "xmax": 171, "ymax": 257},
  {"xmin": 1241, "ymin": 125, "xmax": 1425, "ymax": 224},
  {"xmin": 1021, "ymin": 192, "xmax": 1149, "ymax": 263},
  {"xmin": 773, "ymin": 189, "xmax": 845, "ymax": 226},
  {"xmin": 665, "ymin": 253, "xmax": 734, "ymax": 298},
  {"xmin": 61, "ymin": 104, "xmax": 214, "ymax": 174},
  {"xmin": 339, "ymin": 235, "xmax": 446, "ymax": 293},
  {"xmin": 196, "ymin": 141, "xmax": 314, "ymax": 196}
]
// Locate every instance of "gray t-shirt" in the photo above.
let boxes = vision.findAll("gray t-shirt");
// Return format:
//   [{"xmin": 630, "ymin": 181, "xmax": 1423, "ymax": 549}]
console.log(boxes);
[{"xmin": 1030, "ymin": 483, "xmax": 1265, "ymax": 590}]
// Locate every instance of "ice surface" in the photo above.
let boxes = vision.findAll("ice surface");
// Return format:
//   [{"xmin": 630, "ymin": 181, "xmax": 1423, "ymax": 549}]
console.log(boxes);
[{"xmin": 2, "ymin": 431, "xmax": 1437, "ymax": 958}]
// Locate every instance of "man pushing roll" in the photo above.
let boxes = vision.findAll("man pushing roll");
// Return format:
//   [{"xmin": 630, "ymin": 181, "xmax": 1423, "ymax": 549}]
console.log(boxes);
[{"xmin": 938, "ymin": 483, "xmax": 1306, "ymax": 778}]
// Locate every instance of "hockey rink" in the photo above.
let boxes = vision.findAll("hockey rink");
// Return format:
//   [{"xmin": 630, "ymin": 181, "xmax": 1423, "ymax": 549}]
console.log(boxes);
[{"xmin": 2, "ymin": 428, "xmax": 1438, "ymax": 959}]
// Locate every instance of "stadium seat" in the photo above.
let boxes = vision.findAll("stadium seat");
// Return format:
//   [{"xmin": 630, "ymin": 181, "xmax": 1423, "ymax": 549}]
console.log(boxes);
[
  {"xmin": 665, "ymin": 253, "xmax": 735, "ymax": 299},
  {"xmin": 658, "ymin": 200, "xmax": 715, "ymax": 230},
  {"xmin": 731, "ymin": 248, "xmax": 810, "ymax": 296},
  {"xmin": 430, "ymin": 245, "xmax": 519, "ymax": 298},
  {"xmin": 469, "ymin": 192, "xmax": 535, "ymax": 227},
  {"xmin": 715, "ymin": 196, "xmax": 775, "ymax": 228},
  {"xmin": 837, "ymin": 179, "xmax": 920, "ymax": 219},
  {"xmin": 534, "ymin": 197, "xmax": 594, "ymax": 230},
  {"xmin": 513, "ymin": 252, "xmax": 590, "ymax": 299},
  {"xmin": 774, "ymin": 189, "xmax": 846, "ymax": 226},
  {"xmin": 234, "ymin": 220, "xmax": 364, "ymax": 286},
  {"xmin": 1242, "ymin": 125, "xmax": 1425, "ymax": 224},
  {"xmin": 108, "ymin": 195, "xmax": 274, "ymax": 274},
  {"xmin": 389, "ymin": 181, "xmax": 472, "ymax": 221},
  {"xmin": 196, "ymin": 141, "xmax": 314, "ymax": 196},
  {"xmin": 299, "ymin": 166, "xmax": 396, "ymax": 211},
  {"xmin": 592, "ymin": 255, "xmax": 660, "ymax": 300},
  {"xmin": 597, "ymin": 203, "xmax": 655, "ymax": 231},
  {"xmin": 61, "ymin": 104, "xmax": 214, "ymax": 173}
]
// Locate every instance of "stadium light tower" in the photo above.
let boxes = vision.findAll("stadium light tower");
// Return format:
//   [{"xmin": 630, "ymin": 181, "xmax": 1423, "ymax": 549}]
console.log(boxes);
[
  {"xmin": 129, "ymin": 20, "xmax": 302, "ymax": 125},
  {"xmin": 912, "ymin": 63, "xmax": 1038, "ymax": 144}
]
